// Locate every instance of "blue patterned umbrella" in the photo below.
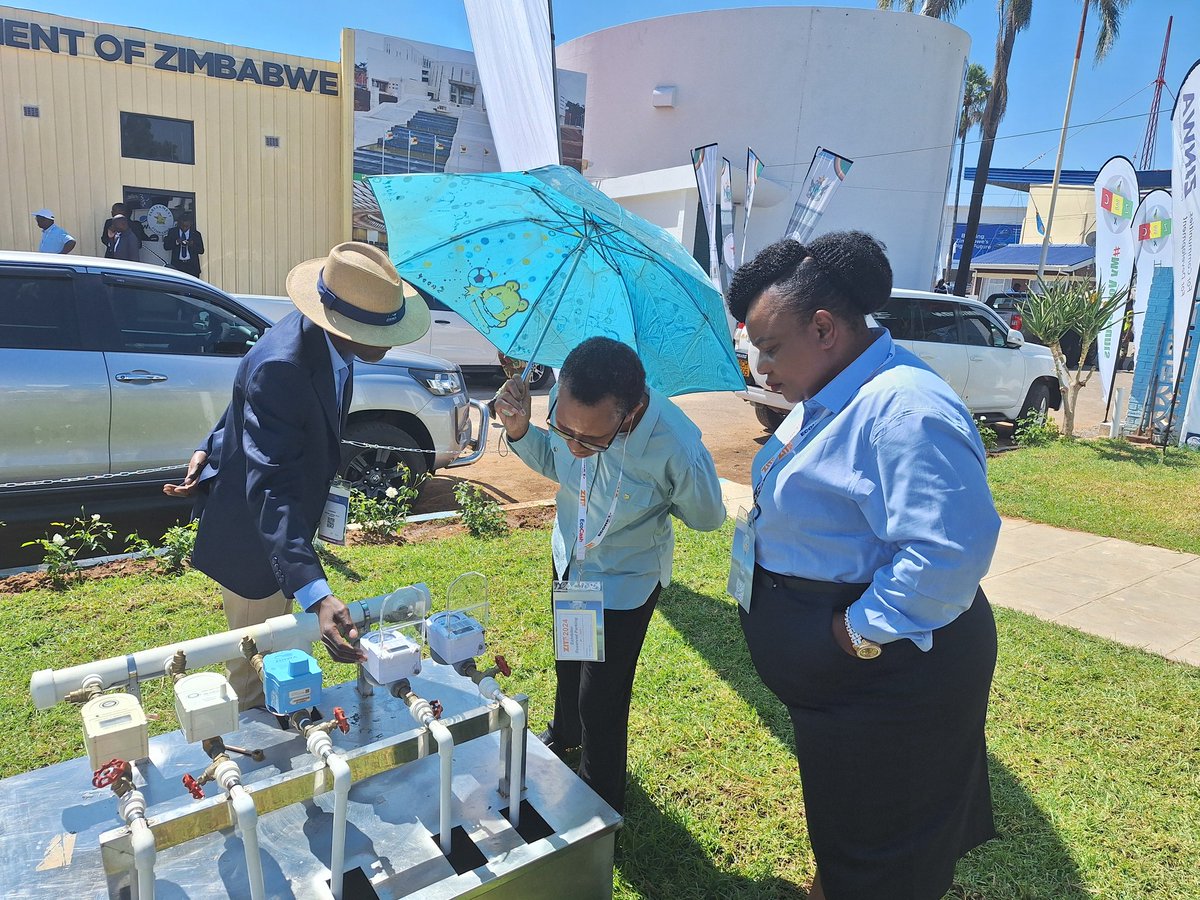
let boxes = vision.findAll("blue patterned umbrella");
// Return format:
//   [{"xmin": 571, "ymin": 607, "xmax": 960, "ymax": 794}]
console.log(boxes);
[{"xmin": 369, "ymin": 165, "xmax": 743, "ymax": 396}]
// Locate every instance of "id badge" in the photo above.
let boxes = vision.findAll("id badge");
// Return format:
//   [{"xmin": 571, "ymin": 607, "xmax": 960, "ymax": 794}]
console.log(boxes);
[
  {"xmin": 552, "ymin": 580, "xmax": 605, "ymax": 662},
  {"xmin": 727, "ymin": 507, "xmax": 755, "ymax": 612},
  {"xmin": 318, "ymin": 480, "xmax": 351, "ymax": 545}
]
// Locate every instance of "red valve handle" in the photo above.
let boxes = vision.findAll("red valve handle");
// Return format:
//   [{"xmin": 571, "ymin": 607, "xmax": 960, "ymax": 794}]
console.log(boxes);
[
  {"xmin": 182, "ymin": 773, "xmax": 205, "ymax": 800},
  {"xmin": 92, "ymin": 758, "xmax": 129, "ymax": 789},
  {"xmin": 332, "ymin": 706, "xmax": 350, "ymax": 734},
  {"xmin": 430, "ymin": 699, "xmax": 443, "ymax": 720},
  {"xmin": 494, "ymin": 655, "xmax": 511, "ymax": 678}
]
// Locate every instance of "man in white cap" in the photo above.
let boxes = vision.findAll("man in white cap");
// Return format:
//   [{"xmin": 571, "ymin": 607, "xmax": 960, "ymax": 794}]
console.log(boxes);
[
  {"xmin": 32, "ymin": 209, "xmax": 76, "ymax": 254},
  {"xmin": 164, "ymin": 242, "xmax": 430, "ymax": 708}
]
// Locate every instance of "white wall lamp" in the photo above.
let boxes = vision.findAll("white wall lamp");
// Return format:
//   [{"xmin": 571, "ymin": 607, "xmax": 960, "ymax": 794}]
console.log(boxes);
[{"xmin": 651, "ymin": 86, "xmax": 676, "ymax": 109}]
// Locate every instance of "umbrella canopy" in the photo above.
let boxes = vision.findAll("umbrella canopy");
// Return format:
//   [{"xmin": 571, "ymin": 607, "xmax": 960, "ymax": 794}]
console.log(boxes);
[{"xmin": 369, "ymin": 165, "xmax": 743, "ymax": 396}]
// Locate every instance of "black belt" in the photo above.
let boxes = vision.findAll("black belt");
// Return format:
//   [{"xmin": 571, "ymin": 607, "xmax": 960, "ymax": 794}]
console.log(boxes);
[{"xmin": 754, "ymin": 564, "xmax": 869, "ymax": 596}]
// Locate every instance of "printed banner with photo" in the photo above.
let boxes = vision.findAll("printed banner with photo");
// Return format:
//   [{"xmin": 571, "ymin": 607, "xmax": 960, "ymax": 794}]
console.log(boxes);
[
  {"xmin": 691, "ymin": 143, "xmax": 721, "ymax": 290},
  {"xmin": 785, "ymin": 147, "xmax": 853, "ymax": 243},
  {"xmin": 1130, "ymin": 189, "xmax": 1173, "ymax": 341},
  {"xmin": 350, "ymin": 29, "xmax": 586, "ymax": 247},
  {"xmin": 720, "ymin": 156, "xmax": 736, "ymax": 287},
  {"xmin": 742, "ymin": 148, "xmax": 764, "ymax": 265},
  {"xmin": 1092, "ymin": 155, "xmax": 1139, "ymax": 403}
]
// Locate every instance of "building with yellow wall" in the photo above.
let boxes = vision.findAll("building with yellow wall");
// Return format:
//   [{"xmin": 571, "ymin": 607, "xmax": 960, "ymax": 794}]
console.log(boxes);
[{"xmin": 0, "ymin": 5, "xmax": 348, "ymax": 294}]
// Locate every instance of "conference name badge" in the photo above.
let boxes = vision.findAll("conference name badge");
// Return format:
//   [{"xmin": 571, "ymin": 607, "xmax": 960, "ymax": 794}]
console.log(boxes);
[
  {"xmin": 552, "ymin": 580, "xmax": 605, "ymax": 662},
  {"xmin": 727, "ymin": 507, "xmax": 754, "ymax": 612},
  {"xmin": 318, "ymin": 480, "xmax": 351, "ymax": 546}
]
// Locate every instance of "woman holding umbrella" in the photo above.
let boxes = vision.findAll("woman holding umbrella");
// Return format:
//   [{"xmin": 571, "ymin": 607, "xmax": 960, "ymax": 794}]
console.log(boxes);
[{"xmin": 727, "ymin": 232, "xmax": 1000, "ymax": 899}]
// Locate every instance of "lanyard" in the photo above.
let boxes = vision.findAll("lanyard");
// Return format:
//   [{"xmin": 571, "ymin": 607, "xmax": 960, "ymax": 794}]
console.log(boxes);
[
  {"xmin": 751, "ymin": 405, "xmax": 830, "ymax": 508},
  {"xmin": 574, "ymin": 436, "xmax": 629, "ymax": 565}
]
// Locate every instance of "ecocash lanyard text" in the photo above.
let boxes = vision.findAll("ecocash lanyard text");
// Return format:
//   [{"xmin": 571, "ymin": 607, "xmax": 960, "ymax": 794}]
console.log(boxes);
[{"xmin": 0, "ymin": 16, "xmax": 338, "ymax": 95}]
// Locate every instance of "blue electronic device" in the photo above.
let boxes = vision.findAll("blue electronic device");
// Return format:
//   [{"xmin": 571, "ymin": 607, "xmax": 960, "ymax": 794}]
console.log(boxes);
[{"xmin": 262, "ymin": 649, "xmax": 323, "ymax": 715}]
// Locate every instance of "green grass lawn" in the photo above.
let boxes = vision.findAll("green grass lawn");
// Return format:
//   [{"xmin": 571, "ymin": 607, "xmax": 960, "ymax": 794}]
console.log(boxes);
[
  {"xmin": 987, "ymin": 440, "xmax": 1200, "ymax": 554},
  {"xmin": 3, "ymin": 523, "xmax": 1198, "ymax": 898}
]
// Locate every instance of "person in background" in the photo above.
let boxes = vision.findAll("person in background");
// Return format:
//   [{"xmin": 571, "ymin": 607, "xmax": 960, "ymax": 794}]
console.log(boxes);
[
  {"xmin": 727, "ymin": 232, "xmax": 1000, "ymax": 900},
  {"xmin": 165, "ymin": 212, "xmax": 205, "ymax": 277},
  {"xmin": 933, "ymin": 278, "xmax": 950, "ymax": 293},
  {"xmin": 32, "ymin": 209, "xmax": 76, "ymax": 254},
  {"xmin": 163, "ymin": 242, "xmax": 430, "ymax": 709},
  {"xmin": 492, "ymin": 337, "xmax": 726, "ymax": 814},
  {"xmin": 108, "ymin": 214, "xmax": 141, "ymax": 262},
  {"xmin": 101, "ymin": 203, "xmax": 151, "ymax": 258}
]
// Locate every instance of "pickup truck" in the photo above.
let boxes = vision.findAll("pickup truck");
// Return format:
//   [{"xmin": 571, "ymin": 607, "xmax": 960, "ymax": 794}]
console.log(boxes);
[
  {"xmin": 0, "ymin": 252, "xmax": 487, "ymax": 538},
  {"xmin": 735, "ymin": 288, "xmax": 1062, "ymax": 431}
]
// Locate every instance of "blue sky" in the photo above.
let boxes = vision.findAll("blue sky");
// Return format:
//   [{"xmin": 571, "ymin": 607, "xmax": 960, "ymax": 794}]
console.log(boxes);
[{"xmin": 18, "ymin": 0, "xmax": 1196, "ymax": 209}]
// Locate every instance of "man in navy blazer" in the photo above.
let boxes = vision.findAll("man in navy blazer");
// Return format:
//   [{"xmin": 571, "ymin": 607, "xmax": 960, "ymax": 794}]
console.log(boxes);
[
  {"xmin": 165, "ymin": 242, "xmax": 430, "ymax": 708},
  {"xmin": 164, "ymin": 212, "xmax": 204, "ymax": 277}
]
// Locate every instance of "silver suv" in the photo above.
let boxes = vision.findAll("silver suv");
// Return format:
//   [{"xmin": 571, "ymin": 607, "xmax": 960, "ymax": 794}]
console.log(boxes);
[
  {"xmin": 735, "ymin": 289, "xmax": 1062, "ymax": 431},
  {"xmin": 0, "ymin": 252, "xmax": 487, "ymax": 530}
]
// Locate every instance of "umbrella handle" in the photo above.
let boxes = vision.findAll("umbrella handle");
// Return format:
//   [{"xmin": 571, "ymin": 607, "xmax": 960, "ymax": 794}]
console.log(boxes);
[{"xmin": 519, "ymin": 358, "xmax": 537, "ymax": 384}]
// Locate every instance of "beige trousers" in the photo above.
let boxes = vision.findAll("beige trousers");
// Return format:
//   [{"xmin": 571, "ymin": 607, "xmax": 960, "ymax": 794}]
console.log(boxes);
[{"xmin": 221, "ymin": 586, "xmax": 293, "ymax": 710}]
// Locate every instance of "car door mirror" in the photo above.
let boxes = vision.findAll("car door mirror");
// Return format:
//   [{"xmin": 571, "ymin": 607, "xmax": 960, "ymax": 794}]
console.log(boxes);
[{"xmin": 1005, "ymin": 328, "xmax": 1024, "ymax": 349}]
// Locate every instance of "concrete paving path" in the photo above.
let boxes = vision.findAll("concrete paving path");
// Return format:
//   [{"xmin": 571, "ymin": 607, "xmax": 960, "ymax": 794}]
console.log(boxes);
[{"xmin": 718, "ymin": 479, "xmax": 1200, "ymax": 666}]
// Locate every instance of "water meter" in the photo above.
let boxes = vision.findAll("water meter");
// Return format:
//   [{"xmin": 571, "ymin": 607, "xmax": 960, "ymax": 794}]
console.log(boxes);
[
  {"xmin": 361, "ymin": 586, "xmax": 428, "ymax": 685},
  {"xmin": 81, "ymin": 693, "xmax": 149, "ymax": 770},
  {"xmin": 262, "ymin": 649, "xmax": 323, "ymax": 715},
  {"xmin": 173, "ymin": 671, "xmax": 239, "ymax": 743},
  {"xmin": 426, "ymin": 572, "xmax": 489, "ymax": 666}
]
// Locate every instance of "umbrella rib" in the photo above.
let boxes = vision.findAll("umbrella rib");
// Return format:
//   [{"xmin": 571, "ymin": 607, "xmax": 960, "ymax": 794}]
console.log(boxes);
[
  {"xmin": 514, "ymin": 242, "xmax": 589, "ymax": 367},
  {"xmin": 504, "ymin": 238, "xmax": 587, "ymax": 359}
]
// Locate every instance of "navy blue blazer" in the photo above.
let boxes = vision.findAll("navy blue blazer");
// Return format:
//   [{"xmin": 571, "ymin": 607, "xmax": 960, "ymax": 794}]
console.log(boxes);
[{"xmin": 191, "ymin": 311, "xmax": 349, "ymax": 600}]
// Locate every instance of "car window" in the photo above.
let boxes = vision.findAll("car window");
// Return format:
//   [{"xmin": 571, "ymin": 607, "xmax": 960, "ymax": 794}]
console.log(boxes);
[
  {"xmin": 874, "ymin": 298, "xmax": 921, "ymax": 341},
  {"xmin": 915, "ymin": 299, "xmax": 960, "ymax": 344},
  {"xmin": 961, "ymin": 311, "xmax": 1007, "ymax": 348},
  {"xmin": 107, "ymin": 284, "xmax": 261, "ymax": 356},
  {"xmin": 0, "ymin": 271, "xmax": 82, "ymax": 350}
]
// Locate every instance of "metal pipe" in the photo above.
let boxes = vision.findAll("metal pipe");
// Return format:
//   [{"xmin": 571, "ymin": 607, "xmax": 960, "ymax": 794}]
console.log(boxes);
[{"xmin": 29, "ymin": 586, "xmax": 431, "ymax": 708}]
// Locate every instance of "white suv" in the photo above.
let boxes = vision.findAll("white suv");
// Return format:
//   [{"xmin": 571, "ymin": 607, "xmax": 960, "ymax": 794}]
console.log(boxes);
[{"xmin": 735, "ymin": 289, "xmax": 1061, "ymax": 431}]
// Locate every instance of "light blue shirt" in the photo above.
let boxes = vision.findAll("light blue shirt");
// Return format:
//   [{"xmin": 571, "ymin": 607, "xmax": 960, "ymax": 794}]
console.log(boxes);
[
  {"xmin": 38, "ymin": 223, "xmax": 74, "ymax": 253},
  {"xmin": 510, "ymin": 387, "xmax": 726, "ymax": 609},
  {"xmin": 294, "ymin": 334, "xmax": 356, "ymax": 612},
  {"xmin": 753, "ymin": 328, "xmax": 1000, "ymax": 650}
]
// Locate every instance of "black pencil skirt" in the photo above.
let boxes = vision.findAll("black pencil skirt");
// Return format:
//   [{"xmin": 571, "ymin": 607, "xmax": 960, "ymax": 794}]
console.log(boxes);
[{"xmin": 740, "ymin": 565, "xmax": 997, "ymax": 900}]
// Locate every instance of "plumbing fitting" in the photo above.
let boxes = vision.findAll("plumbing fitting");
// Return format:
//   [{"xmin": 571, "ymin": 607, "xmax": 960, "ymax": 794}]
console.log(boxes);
[
  {"xmin": 240, "ymin": 636, "xmax": 265, "ymax": 684},
  {"xmin": 222, "ymin": 743, "xmax": 266, "ymax": 762},
  {"xmin": 93, "ymin": 759, "xmax": 156, "ymax": 899},
  {"xmin": 289, "ymin": 707, "xmax": 353, "ymax": 898},
  {"xmin": 65, "ymin": 673, "xmax": 105, "ymax": 706},
  {"xmin": 164, "ymin": 650, "xmax": 187, "ymax": 682}
]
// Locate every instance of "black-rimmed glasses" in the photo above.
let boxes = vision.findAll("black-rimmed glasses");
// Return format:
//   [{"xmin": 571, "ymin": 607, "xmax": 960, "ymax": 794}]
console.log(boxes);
[{"xmin": 547, "ymin": 397, "xmax": 627, "ymax": 453}]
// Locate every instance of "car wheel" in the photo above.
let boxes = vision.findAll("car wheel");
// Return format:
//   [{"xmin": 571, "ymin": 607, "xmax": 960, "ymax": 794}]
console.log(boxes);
[
  {"xmin": 1017, "ymin": 382, "xmax": 1050, "ymax": 422},
  {"xmin": 339, "ymin": 421, "xmax": 429, "ymax": 500},
  {"xmin": 754, "ymin": 404, "xmax": 788, "ymax": 432},
  {"xmin": 526, "ymin": 363, "xmax": 554, "ymax": 391}
]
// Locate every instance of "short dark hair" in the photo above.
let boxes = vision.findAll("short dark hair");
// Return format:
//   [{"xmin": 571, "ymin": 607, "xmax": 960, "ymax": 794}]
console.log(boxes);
[
  {"xmin": 726, "ymin": 231, "xmax": 893, "ymax": 325},
  {"xmin": 111, "ymin": 202, "xmax": 128, "ymax": 214},
  {"xmin": 178, "ymin": 211, "xmax": 193, "ymax": 221},
  {"xmin": 560, "ymin": 337, "xmax": 646, "ymax": 415}
]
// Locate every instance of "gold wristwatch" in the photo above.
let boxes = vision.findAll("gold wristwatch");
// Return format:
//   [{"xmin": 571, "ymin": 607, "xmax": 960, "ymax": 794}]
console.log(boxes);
[{"xmin": 844, "ymin": 609, "xmax": 882, "ymax": 659}]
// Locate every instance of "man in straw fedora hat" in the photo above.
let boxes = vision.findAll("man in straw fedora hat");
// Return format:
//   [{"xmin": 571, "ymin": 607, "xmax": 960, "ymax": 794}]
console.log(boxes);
[{"xmin": 165, "ymin": 242, "xmax": 430, "ymax": 708}]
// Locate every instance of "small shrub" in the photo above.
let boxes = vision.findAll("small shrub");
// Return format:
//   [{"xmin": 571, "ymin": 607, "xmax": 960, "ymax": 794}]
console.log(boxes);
[
  {"xmin": 22, "ymin": 510, "xmax": 115, "ymax": 587},
  {"xmin": 124, "ymin": 531, "xmax": 155, "ymax": 556},
  {"xmin": 975, "ymin": 417, "xmax": 999, "ymax": 452},
  {"xmin": 1014, "ymin": 409, "xmax": 1061, "ymax": 448},
  {"xmin": 454, "ymin": 483, "xmax": 510, "ymax": 539},
  {"xmin": 349, "ymin": 469, "xmax": 419, "ymax": 540},
  {"xmin": 160, "ymin": 521, "xmax": 199, "ymax": 574}
]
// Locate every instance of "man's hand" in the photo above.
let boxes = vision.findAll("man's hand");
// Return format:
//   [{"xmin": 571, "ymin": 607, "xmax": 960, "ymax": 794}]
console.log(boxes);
[
  {"xmin": 492, "ymin": 376, "xmax": 532, "ymax": 440},
  {"xmin": 314, "ymin": 595, "xmax": 365, "ymax": 664},
  {"xmin": 163, "ymin": 450, "xmax": 208, "ymax": 497}
]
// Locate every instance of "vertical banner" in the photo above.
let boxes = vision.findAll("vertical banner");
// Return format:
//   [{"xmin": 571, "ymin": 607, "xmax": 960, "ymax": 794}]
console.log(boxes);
[
  {"xmin": 463, "ymin": 0, "xmax": 559, "ymax": 170},
  {"xmin": 1173, "ymin": 61, "xmax": 1200, "ymax": 444},
  {"xmin": 1131, "ymin": 190, "xmax": 1173, "ymax": 338},
  {"xmin": 692, "ymin": 143, "xmax": 721, "ymax": 290},
  {"xmin": 719, "ymin": 157, "xmax": 737, "ymax": 286},
  {"xmin": 785, "ymin": 147, "xmax": 854, "ymax": 243},
  {"xmin": 742, "ymin": 147, "xmax": 764, "ymax": 264},
  {"xmin": 1093, "ymin": 156, "xmax": 1139, "ymax": 403}
]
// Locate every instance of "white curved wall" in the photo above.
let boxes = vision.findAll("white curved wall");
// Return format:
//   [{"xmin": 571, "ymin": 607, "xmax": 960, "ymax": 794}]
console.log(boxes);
[{"xmin": 558, "ymin": 7, "xmax": 970, "ymax": 290}]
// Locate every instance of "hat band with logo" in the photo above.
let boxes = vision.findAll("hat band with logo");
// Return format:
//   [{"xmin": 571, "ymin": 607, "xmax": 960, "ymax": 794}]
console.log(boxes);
[{"xmin": 318, "ymin": 269, "xmax": 407, "ymax": 327}]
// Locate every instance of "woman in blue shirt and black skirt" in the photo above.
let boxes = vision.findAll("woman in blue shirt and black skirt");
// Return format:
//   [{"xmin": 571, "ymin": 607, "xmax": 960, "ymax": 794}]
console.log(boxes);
[{"xmin": 726, "ymin": 232, "xmax": 1001, "ymax": 900}]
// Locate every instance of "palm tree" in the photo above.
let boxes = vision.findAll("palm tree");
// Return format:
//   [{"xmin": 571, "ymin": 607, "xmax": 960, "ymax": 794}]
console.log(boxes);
[
  {"xmin": 948, "ymin": 63, "xmax": 992, "ymax": 275},
  {"xmin": 879, "ymin": 0, "xmax": 1132, "ymax": 294}
]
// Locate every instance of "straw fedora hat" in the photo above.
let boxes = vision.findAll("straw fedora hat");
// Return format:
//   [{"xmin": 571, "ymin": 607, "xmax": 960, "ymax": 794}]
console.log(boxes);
[{"xmin": 286, "ymin": 241, "xmax": 430, "ymax": 347}]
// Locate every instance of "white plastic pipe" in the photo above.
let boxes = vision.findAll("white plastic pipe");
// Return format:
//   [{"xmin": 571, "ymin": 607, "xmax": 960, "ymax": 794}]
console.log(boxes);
[
  {"xmin": 120, "ymin": 789, "xmax": 156, "ymax": 900},
  {"xmin": 478, "ymin": 677, "xmax": 525, "ymax": 829},
  {"xmin": 229, "ymin": 784, "xmax": 266, "ymax": 900},
  {"xmin": 29, "ymin": 586, "xmax": 431, "ymax": 708},
  {"xmin": 306, "ymin": 728, "xmax": 352, "ymax": 900},
  {"xmin": 427, "ymin": 718, "xmax": 455, "ymax": 855}
]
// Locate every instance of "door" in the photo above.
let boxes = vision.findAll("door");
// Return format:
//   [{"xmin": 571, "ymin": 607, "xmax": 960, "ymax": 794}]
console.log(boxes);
[
  {"xmin": 100, "ymin": 277, "xmax": 262, "ymax": 471},
  {"xmin": 959, "ymin": 308, "xmax": 1023, "ymax": 414},
  {"xmin": 0, "ymin": 267, "xmax": 110, "ymax": 482},
  {"xmin": 911, "ymin": 298, "xmax": 970, "ymax": 396}
]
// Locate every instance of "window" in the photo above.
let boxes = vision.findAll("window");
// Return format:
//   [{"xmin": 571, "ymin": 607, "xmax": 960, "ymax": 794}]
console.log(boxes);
[
  {"xmin": 874, "ymin": 299, "xmax": 921, "ymax": 341},
  {"xmin": 961, "ymin": 311, "xmax": 1007, "ymax": 348},
  {"xmin": 0, "ymin": 272, "xmax": 81, "ymax": 350},
  {"xmin": 107, "ymin": 284, "xmax": 260, "ymax": 356},
  {"xmin": 120, "ymin": 113, "xmax": 195, "ymax": 165},
  {"xmin": 450, "ymin": 83, "xmax": 475, "ymax": 106},
  {"xmin": 915, "ymin": 300, "xmax": 960, "ymax": 344}
]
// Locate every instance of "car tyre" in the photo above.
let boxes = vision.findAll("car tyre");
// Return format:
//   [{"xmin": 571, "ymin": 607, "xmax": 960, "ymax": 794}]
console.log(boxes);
[
  {"xmin": 1017, "ymin": 382, "xmax": 1051, "ymax": 424},
  {"xmin": 754, "ymin": 404, "xmax": 787, "ymax": 432},
  {"xmin": 526, "ymin": 363, "xmax": 554, "ymax": 391},
  {"xmin": 339, "ymin": 421, "xmax": 428, "ymax": 500}
]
